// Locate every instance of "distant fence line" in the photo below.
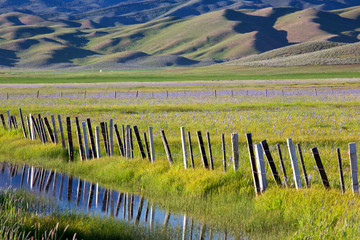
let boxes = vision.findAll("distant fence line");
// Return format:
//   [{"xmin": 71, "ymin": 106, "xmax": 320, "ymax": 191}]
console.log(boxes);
[
  {"xmin": 1, "ymin": 108, "xmax": 359, "ymax": 196},
  {"xmin": 2, "ymin": 86, "xmax": 360, "ymax": 100}
]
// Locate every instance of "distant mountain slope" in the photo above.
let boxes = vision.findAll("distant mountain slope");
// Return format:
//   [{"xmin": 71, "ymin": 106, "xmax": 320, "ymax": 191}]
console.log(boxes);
[
  {"xmin": 0, "ymin": 0, "xmax": 359, "ymax": 26},
  {"xmin": 0, "ymin": 7, "xmax": 359, "ymax": 69}
]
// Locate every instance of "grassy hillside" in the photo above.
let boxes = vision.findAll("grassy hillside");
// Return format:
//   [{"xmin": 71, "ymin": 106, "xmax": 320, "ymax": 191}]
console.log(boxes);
[{"xmin": 0, "ymin": 7, "xmax": 359, "ymax": 69}]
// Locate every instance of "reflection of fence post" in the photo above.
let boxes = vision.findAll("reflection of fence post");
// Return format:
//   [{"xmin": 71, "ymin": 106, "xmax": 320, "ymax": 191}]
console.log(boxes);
[
  {"xmin": 182, "ymin": 214, "xmax": 188, "ymax": 240},
  {"xmin": 349, "ymin": 143, "xmax": 358, "ymax": 195}
]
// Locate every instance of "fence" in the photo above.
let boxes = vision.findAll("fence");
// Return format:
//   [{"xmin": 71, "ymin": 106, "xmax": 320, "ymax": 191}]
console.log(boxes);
[{"xmin": 1, "ymin": 108, "xmax": 359, "ymax": 196}]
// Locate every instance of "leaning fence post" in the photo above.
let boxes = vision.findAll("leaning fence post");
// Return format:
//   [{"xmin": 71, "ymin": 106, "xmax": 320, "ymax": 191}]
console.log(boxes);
[
  {"xmin": 287, "ymin": 138, "xmax": 302, "ymax": 189},
  {"xmin": 7, "ymin": 110, "xmax": 11, "ymax": 129},
  {"xmin": 109, "ymin": 119, "xmax": 114, "ymax": 156},
  {"xmin": 349, "ymin": 142, "xmax": 358, "ymax": 195},
  {"xmin": 255, "ymin": 144, "xmax": 267, "ymax": 192},
  {"xmin": 197, "ymin": 131, "xmax": 208, "ymax": 169},
  {"xmin": 160, "ymin": 130, "xmax": 173, "ymax": 165},
  {"xmin": 44, "ymin": 117, "xmax": 55, "ymax": 143},
  {"xmin": 207, "ymin": 132, "xmax": 214, "ymax": 170},
  {"xmin": 19, "ymin": 108, "xmax": 27, "ymax": 138},
  {"xmin": 26, "ymin": 116, "xmax": 32, "ymax": 140},
  {"xmin": 261, "ymin": 140, "xmax": 282, "ymax": 186},
  {"xmin": 181, "ymin": 127, "xmax": 188, "ymax": 169},
  {"xmin": 311, "ymin": 147, "xmax": 330, "ymax": 189},
  {"xmin": 114, "ymin": 124, "xmax": 125, "ymax": 157},
  {"xmin": 66, "ymin": 117, "xmax": 74, "ymax": 161},
  {"xmin": 133, "ymin": 126, "xmax": 146, "ymax": 159},
  {"xmin": 82, "ymin": 121, "xmax": 90, "ymax": 160},
  {"xmin": 51, "ymin": 115, "xmax": 58, "ymax": 144},
  {"xmin": 143, "ymin": 132, "xmax": 151, "ymax": 161},
  {"xmin": 149, "ymin": 127, "xmax": 155, "ymax": 163},
  {"xmin": 87, "ymin": 118, "xmax": 96, "ymax": 159},
  {"xmin": 126, "ymin": 125, "xmax": 131, "ymax": 158},
  {"xmin": 231, "ymin": 133, "xmax": 239, "ymax": 170},
  {"xmin": 95, "ymin": 126, "xmax": 101, "ymax": 158},
  {"xmin": 75, "ymin": 117, "xmax": 85, "ymax": 161},
  {"xmin": 188, "ymin": 131, "xmax": 195, "ymax": 168},
  {"xmin": 0, "ymin": 114, "xmax": 6, "ymax": 129},
  {"xmin": 297, "ymin": 143, "xmax": 309, "ymax": 188},
  {"xmin": 246, "ymin": 133, "xmax": 260, "ymax": 194},
  {"xmin": 58, "ymin": 115, "xmax": 65, "ymax": 148},
  {"xmin": 276, "ymin": 144, "xmax": 288, "ymax": 187},
  {"xmin": 337, "ymin": 148, "xmax": 345, "ymax": 194},
  {"xmin": 222, "ymin": 133, "xmax": 226, "ymax": 172}
]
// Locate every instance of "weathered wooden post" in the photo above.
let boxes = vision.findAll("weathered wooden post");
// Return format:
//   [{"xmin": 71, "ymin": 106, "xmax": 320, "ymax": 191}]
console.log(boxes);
[
  {"xmin": 135, "ymin": 197, "xmax": 144, "ymax": 226},
  {"xmin": 197, "ymin": 131, "xmax": 208, "ymax": 169},
  {"xmin": 182, "ymin": 214, "xmax": 188, "ymax": 240},
  {"xmin": 276, "ymin": 144, "xmax": 288, "ymax": 187},
  {"xmin": 114, "ymin": 124, "xmax": 125, "ymax": 157},
  {"xmin": 19, "ymin": 108, "xmax": 27, "ymax": 138},
  {"xmin": 105, "ymin": 122, "xmax": 111, "ymax": 156},
  {"xmin": 100, "ymin": 122, "xmax": 109, "ymax": 156},
  {"xmin": 44, "ymin": 117, "xmax": 55, "ymax": 143},
  {"xmin": 58, "ymin": 115, "xmax": 65, "ymax": 148},
  {"xmin": 207, "ymin": 132, "xmax": 214, "ymax": 170},
  {"xmin": 66, "ymin": 117, "xmax": 74, "ymax": 161},
  {"xmin": 129, "ymin": 128, "xmax": 134, "ymax": 158},
  {"xmin": 149, "ymin": 126, "xmax": 155, "ymax": 163},
  {"xmin": 36, "ymin": 90, "xmax": 39, "ymax": 98},
  {"xmin": 51, "ymin": 115, "xmax": 58, "ymax": 144},
  {"xmin": 82, "ymin": 121, "xmax": 90, "ymax": 160},
  {"xmin": 337, "ymin": 148, "xmax": 345, "ymax": 194},
  {"xmin": 214, "ymin": 89, "xmax": 217, "ymax": 98},
  {"xmin": 87, "ymin": 183, "xmax": 95, "ymax": 209},
  {"xmin": 261, "ymin": 140, "xmax": 282, "ymax": 186},
  {"xmin": 188, "ymin": 131, "xmax": 195, "ymax": 168},
  {"xmin": 180, "ymin": 127, "xmax": 188, "ymax": 169},
  {"xmin": 95, "ymin": 126, "xmax": 101, "ymax": 158},
  {"xmin": 75, "ymin": 117, "xmax": 85, "ymax": 161},
  {"xmin": 311, "ymin": 147, "xmax": 330, "ymax": 189},
  {"xmin": 109, "ymin": 119, "xmax": 114, "ymax": 156},
  {"xmin": 143, "ymin": 132, "xmax": 151, "ymax": 161},
  {"xmin": 7, "ymin": 110, "xmax": 11, "ymax": 129},
  {"xmin": 26, "ymin": 116, "xmax": 32, "ymax": 140},
  {"xmin": 126, "ymin": 125, "xmax": 131, "ymax": 158},
  {"xmin": 287, "ymin": 138, "xmax": 302, "ymax": 189},
  {"xmin": 0, "ymin": 114, "xmax": 6, "ymax": 129},
  {"xmin": 231, "ymin": 133, "xmax": 239, "ymax": 170},
  {"xmin": 349, "ymin": 142, "xmax": 358, "ymax": 194},
  {"xmin": 222, "ymin": 133, "xmax": 226, "ymax": 172},
  {"xmin": 133, "ymin": 125, "xmax": 146, "ymax": 159},
  {"xmin": 255, "ymin": 144, "xmax": 267, "ymax": 192},
  {"xmin": 297, "ymin": 143, "xmax": 309, "ymax": 188},
  {"xmin": 160, "ymin": 130, "xmax": 173, "ymax": 165},
  {"xmin": 86, "ymin": 118, "xmax": 96, "ymax": 159},
  {"xmin": 246, "ymin": 133, "xmax": 260, "ymax": 194}
]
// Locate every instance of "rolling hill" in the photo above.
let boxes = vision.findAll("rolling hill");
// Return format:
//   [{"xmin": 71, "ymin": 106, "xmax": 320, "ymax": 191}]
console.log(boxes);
[{"xmin": 0, "ymin": 6, "xmax": 359, "ymax": 69}]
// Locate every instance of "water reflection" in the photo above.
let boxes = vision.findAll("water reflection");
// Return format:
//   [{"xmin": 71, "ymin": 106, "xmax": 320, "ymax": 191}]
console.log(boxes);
[{"xmin": 0, "ymin": 162, "xmax": 234, "ymax": 240}]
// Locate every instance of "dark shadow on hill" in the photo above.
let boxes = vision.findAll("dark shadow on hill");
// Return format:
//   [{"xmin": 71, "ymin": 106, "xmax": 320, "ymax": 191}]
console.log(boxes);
[
  {"xmin": 224, "ymin": 8, "xmax": 298, "ymax": 53},
  {"xmin": 12, "ymin": 26, "xmax": 54, "ymax": 39},
  {"xmin": 0, "ymin": 49, "xmax": 18, "ymax": 67},
  {"xmin": 6, "ymin": 16, "xmax": 24, "ymax": 26},
  {"xmin": 315, "ymin": 11, "xmax": 360, "ymax": 43},
  {"xmin": 58, "ymin": 31, "xmax": 89, "ymax": 48},
  {"xmin": 47, "ymin": 47, "xmax": 98, "ymax": 64}
]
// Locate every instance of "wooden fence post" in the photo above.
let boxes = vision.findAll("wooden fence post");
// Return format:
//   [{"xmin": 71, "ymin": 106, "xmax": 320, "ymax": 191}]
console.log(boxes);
[
  {"xmin": 82, "ymin": 121, "xmax": 90, "ymax": 160},
  {"xmin": 160, "ymin": 130, "xmax": 173, "ymax": 165},
  {"xmin": 188, "ymin": 131, "xmax": 195, "ymax": 168},
  {"xmin": 7, "ymin": 110, "xmax": 11, "ymax": 129},
  {"xmin": 51, "ymin": 115, "xmax": 58, "ymax": 144},
  {"xmin": 19, "ymin": 108, "xmax": 27, "ymax": 138},
  {"xmin": 337, "ymin": 148, "xmax": 345, "ymax": 194},
  {"xmin": 58, "ymin": 115, "xmax": 66, "ymax": 148},
  {"xmin": 255, "ymin": 144, "xmax": 267, "ymax": 192},
  {"xmin": 149, "ymin": 126, "xmax": 155, "ymax": 162},
  {"xmin": 126, "ymin": 125, "xmax": 131, "ymax": 158},
  {"xmin": 66, "ymin": 117, "xmax": 74, "ymax": 161},
  {"xmin": 75, "ymin": 117, "xmax": 85, "ymax": 161},
  {"xmin": 44, "ymin": 117, "xmax": 55, "ymax": 143},
  {"xmin": 231, "ymin": 133, "xmax": 239, "ymax": 170},
  {"xmin": 86, "ymin": 118, "xmax": 96, "ymax": 159},
  {"xmin": 105, "ymin": 122, "xmax": 111, "ymax": 157},
  {"xmin": 133, "ymin": 126, "xmax": 146, "ymax": 159},
  {"xmin": 311, "ymin": 147, "xmax": 330, "ymax": 189},
  {"xmin": 207, "ymin": 132, "xmax": 214, "ymax": 170},
  {"xmin": 287, "ymin": 138, "xmax": 302, "ymax": 189},
  {"xmin": 349, "ymin": 142, "xmax": 358, "ymax": 194},
  {"xmin": 297, "ymin": 143, "xmax": 309, "ymax": 188},
  {"xmin": 95, "ymin": 126, "xmax": 101, "ymax": 158},
  {"xmin": 0, "ymin": 114, "xmax": 6, "ymax": 129},
  {"xmin": 26, "ymin": 116, "xmax": 32, "ymax": 140},
  {"xmin": 130, "ymin": 128, "xmax": 134, "ymax": 158},
  {"xmin": 143, "ymin": 132, "xmax": 151, "ymax": 161},
  {"xmin": 100, "ymin": 122, "xmax": 109, "ymax": 156},
  {"xmin": 114, "ymin": 124, "xmax": 125, "ymax": 157},
  {"xmin": 197, "ymin": 131, "xmax": 208, "ymax": 169},
  {"xmin": 261, "ymin": 140, "xmax": 282, "ymax": 186},
  {"xmin": 276, "ymin": 144, "xmax": 288, "ymax": 187},
  {"xmin": 36, "ymin": 90, "xmax": 39, "ymax": 98},
  {"xmin": 246, "ymin": 133, "xmax": 260, "ymax": 194},
  {"xmin": 181, "ymin": 127, "xmax": 188, "ymax": 169},
  {"xmin": 222, "ymin": 133, "xmax": 226, "ymax": 172},
  {"xmin": 109, "ymin": 119, "xmax": 114, "ymax": 156}
]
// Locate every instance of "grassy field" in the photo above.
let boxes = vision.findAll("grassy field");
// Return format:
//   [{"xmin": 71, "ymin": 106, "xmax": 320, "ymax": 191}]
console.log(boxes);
[
  {"xmin": 1, "ymin": 83, "xmax": 360, "ymax": 239},
  {"xmin": 0, "ymin": 64, "xmax": 360, "ymax": 84}
]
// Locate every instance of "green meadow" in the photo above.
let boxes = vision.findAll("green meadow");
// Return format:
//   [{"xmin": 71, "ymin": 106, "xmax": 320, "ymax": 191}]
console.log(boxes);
[{"xmin": 1, "ymin": 79, "xmax": 360, "ymax": 239}]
